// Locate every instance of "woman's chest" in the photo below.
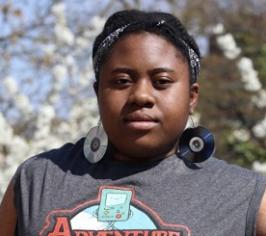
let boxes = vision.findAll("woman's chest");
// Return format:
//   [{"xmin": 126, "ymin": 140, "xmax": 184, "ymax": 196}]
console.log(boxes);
[{"xmin": 20, "ymin": 174, "xmax": 247, "ymax": 236}]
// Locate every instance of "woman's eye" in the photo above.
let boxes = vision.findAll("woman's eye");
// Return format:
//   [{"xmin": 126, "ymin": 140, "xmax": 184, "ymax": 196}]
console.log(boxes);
[
  {"xmin": 153, "ymin": 77, "xmax": 173, "ymax": 88},
  {"xmin": 112, "ymin": 76, "xmax": 132, "ymax": 87},
  {"xmin": 116, "ymin": 78, "xmax": 130, "ymax": 84}
]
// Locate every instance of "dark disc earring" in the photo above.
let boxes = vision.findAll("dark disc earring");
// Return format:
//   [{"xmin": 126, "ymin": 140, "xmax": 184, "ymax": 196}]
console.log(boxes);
[
  {"xmin": 177, "ymin": 116, "xmax": 215, "ymax": 163},
  {"xmin": 83, "ymin": 120, "xmax": 108, "ymax": 163}
]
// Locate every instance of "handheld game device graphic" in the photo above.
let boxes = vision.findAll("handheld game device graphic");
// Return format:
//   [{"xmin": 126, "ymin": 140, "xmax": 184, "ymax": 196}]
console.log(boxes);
[{"xmin": 98, "ymin": 188, "xmax": 133, "ymax": 222}]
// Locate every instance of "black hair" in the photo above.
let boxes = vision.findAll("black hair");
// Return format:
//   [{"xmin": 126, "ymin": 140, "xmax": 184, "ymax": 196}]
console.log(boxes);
[{"xmin": 92, "ymin": 10, "xmax": 201, "ymax": 83}]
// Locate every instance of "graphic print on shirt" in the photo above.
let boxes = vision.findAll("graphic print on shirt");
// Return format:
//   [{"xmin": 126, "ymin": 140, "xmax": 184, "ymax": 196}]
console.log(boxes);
[{"xmin": 40, "ymin": 186, "xmax": 191, "ymax": 236}]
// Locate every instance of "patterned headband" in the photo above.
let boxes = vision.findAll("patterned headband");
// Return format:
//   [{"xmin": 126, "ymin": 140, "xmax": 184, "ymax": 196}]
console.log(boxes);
[{"xmin": 93, "ymin": 20, "xmax": 200, "ymax": 83}]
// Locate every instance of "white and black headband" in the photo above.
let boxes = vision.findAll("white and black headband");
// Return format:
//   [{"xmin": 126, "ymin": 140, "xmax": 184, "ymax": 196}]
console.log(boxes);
[{"xmin": 93, "ymin": 20, "xmax": 200, "ymax": 83}]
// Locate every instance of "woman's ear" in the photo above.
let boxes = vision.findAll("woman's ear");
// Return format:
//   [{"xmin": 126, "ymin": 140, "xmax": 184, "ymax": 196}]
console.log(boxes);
[
  {"xmin": 93, "ymin": 81, "xmax": 98, "ymax": 96},
  {"xmin": 189, "ymin": 83, "xmax": 199, "ymax": 114}
]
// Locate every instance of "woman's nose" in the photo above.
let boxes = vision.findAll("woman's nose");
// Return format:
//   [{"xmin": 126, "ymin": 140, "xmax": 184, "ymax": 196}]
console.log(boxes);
[{"xmin": 127, "ymin": 79, "xmax": 155, "ymax": 108}]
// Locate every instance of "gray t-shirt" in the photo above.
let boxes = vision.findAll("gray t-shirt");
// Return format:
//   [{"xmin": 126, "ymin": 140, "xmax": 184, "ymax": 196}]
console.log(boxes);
[{"xmin": 13, "ymin": 138, "xmax": 266, "ymax": 236}]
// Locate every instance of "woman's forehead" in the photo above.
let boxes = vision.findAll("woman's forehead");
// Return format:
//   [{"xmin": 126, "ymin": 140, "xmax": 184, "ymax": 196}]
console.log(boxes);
[
  {"xmin": 99, "ymin": 32, "xmax": 190, "ymax": 81},
  {"xmin": 104, "ymin": 32, "xmax": 187, "ymax": 64}
]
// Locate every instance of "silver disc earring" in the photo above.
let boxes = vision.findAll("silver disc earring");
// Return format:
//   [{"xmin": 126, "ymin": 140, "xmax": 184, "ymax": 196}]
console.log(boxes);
[{"xmin": 83, "ymin": 121, "xmax": 108, "ymax": 163}]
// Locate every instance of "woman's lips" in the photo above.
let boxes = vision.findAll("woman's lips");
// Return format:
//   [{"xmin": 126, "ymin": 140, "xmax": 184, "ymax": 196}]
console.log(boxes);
[{"xmin": 123, "ymin": 113, "xmax": 159, "ymax": 130}]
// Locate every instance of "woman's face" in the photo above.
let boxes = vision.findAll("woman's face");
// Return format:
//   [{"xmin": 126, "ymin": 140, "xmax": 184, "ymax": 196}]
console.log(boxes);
[{"xmin": 97, "ymin": 32, "xmax": 199, "ymax": 161}]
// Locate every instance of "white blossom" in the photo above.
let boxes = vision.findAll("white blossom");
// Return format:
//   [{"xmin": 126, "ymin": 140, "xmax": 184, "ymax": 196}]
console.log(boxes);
[
  {"xmin": 51, "ymin": 2, "xmax": 65, "ymax": 16},
  {"xmin": 3, "ymin": 77, "xmax": 33, "ymax": 114},
  {"xmin": 252, "ymin": 115, "xmax": 266, "ymax": 138},
  {"xmin": 211, "ymin": 23, "xmax": 224, "ymax": 35},
  {"xmin": 51, "ymin": 2, "xmax": 66, "ymax": 24},
  {"xmin": 54, "ymin": 24, "xmax": 75, "ymax": 46},
  {"xmin": 252, "ymin": 89, "xmax": 266, "ymax": 108},
  {"xmin": 64, "ymin": 55, "xmax": 75, "ymax": 67},
  {"xmin": 34, "ymin": 126, "xmax": 51, "ymax": 140},
  {"xmin": 87, "ymin": 97, "xmax": 98, "ymax": 111},
  {"xmin": 76, "ymin": 36, "xmax": 89, "ymax": 49},
  {"xmin": 3, "ymin": 76, "xmax": 18, "ymax": 95},
  {"xmin": 253, "ymin": 161, "xmax": 266, "ymax": 174},
  {"xmin": 90, "ymin": 16, "xmax": 105, "ymax": 32},
  {"xmin": 69, "ymin": 97, "xmax": 98, "ymax": 135},
  {"xmin": 33, "ymin": 105, "xmax": 55, "ymax": 141},
  {"xmin": 53, "ymin": 64, "xmax": 68, "ymax": 81},
  {"xmin": 56, "ymin": 122, "xmax": 71, "ymax": 134},
  {"xmin": 52, "ymin": 2, "xmax": 74, "ymax": 46},
  {"xmin": 5, "ymin": 136, "xmax": 29, "ymax": 165},
  {"xmin": 52, "ymin": 64, "xmax": 68, "ymax": 91},
  {"xmin": 232, "ymin": 128, "xmax": 250, "ymax": 142},
  {"xmin": 237, "ymin": 57, "xmax": 262, "ymax": 92},
  {"xmin": 38, "ymin": 104, "xmax": 55, "ymax": 123},
  {"xmin": 0, "ymin": 113, "xmax": 14, "ymax": 144},
  {"xmin": 216, "ymin": 33, "xmax": 241, "ymax": 59},
  {"xmin": 15, "ymin": 94, "xmax": 33, "ymax": 114},
  {"xmin": 42, "ymin": 44, "xmax": 56, "ymax": 56},
  {"xmin": 29, "ymin": 135, "xmax": 63, "ymax": 156},
  {"xmin": 79, "ymin": 67, "xmax": 94, "ymax": 86},
  {"xmin": 48, "ymin": 93, "xmax": 60, "ymax": 104}
]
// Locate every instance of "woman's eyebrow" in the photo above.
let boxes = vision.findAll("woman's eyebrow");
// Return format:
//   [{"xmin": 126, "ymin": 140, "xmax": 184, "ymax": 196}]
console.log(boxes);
[
  {"xmin": 110, "ymin": 67, "xmax": 136, "ymax": 74},
  {"xmin": 150, "ymin": 67, "xmax": 175, "ymax": 74},
  {"xmin": 110, "ymin": 67, "xmax": 175, "ymax": 77}
]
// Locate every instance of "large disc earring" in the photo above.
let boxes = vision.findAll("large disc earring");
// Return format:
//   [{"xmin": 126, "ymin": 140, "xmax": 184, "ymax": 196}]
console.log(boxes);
[
  {"xmin": 177, "ymin": 117, "xmax": 215, "ymax": 163},
  {"xmin": 83, "ymin": 121, "xmax": 108, "ymax": 163}
]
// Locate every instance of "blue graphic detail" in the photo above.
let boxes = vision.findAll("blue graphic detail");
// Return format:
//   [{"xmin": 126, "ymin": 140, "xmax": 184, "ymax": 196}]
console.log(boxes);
[
  {"xmin": 71, "ymin": 205, "xmax": 157, "ymax": 230},
  {"xmin": 98, "ymin": 188, "xmax": 132, "ymax": 222}
]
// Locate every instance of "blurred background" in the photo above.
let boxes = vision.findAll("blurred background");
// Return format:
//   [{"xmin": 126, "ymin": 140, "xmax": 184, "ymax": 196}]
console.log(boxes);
[{"xmin": 0, "ymin": 0, "xmax": 266, "ymax": 200}]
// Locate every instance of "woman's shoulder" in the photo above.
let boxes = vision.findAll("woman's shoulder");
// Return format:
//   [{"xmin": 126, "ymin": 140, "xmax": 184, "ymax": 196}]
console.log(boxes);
[
  {"xmin": 203, "ymin": 157, "xmax": 264, "ymax": 176},
  {"xmin": 204, "ymin": 157, "xmax": 266, "ymax": 235},
  {"xmin": 200, "ymin": 156, "xmax": 266, "ymax": 194}
]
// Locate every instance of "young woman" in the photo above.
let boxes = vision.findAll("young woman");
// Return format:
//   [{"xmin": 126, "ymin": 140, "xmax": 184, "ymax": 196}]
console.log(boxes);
[{"xmin": 1, "ymin": 10, "xmax": 266, "ymax": 236}]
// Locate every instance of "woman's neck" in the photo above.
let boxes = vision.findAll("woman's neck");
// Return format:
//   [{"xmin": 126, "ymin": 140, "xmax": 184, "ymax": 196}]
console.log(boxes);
[{"xmin": 109, "ymin": 145, "xmax": 177, "ymax": 164}]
